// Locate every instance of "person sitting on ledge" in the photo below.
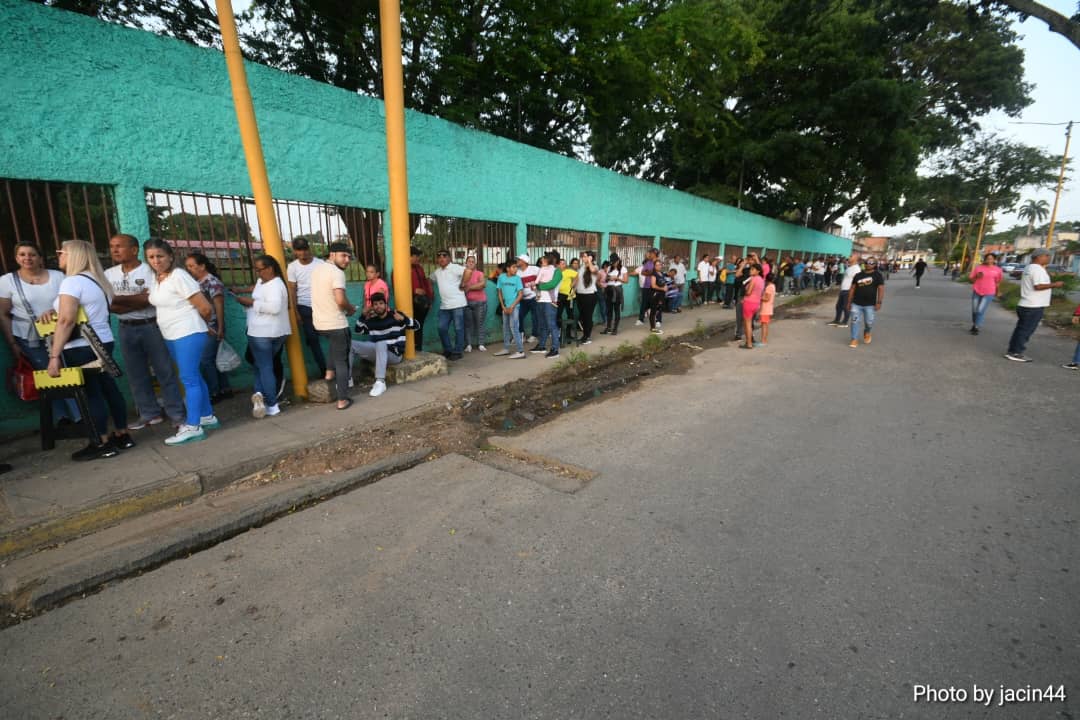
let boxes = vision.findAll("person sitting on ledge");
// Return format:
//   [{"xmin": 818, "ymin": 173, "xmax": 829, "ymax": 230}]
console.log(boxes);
[{"xmin": 351, "ymin": 292, "xmax": 420, "ymax": 398}]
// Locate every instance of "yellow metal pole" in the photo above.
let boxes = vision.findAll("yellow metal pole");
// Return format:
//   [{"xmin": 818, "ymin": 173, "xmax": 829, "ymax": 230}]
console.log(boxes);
[
  {"xmin": 1045, "ymin": 120, "xmax": 1073, "ymax": 250},
  {"xmin": 216, "ymin": 0, "xmax": 307, "ymax": 398},
  {"xmin": 379, "ymin": 0, "xmax": 417, "ymax": 359},
  {"xmin": 971, "ymin": 199, "xmax": 989, "ymax": 268}
]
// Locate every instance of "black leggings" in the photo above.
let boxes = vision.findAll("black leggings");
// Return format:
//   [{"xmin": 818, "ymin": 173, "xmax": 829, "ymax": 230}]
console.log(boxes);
[
  {"xmin": 576, "ymin": 293, "xmax": 598, "ymax": 340},
  {"xmin": 605, "ymin": 286, "xmax": 624, "ymax": 332},
  {"xmin": 62, "ymin": 343, "xmax": 127, "ymax": 441}
]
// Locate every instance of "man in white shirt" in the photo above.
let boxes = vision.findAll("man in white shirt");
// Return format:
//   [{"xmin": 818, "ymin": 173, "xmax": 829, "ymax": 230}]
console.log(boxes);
[
  {"xmin": 105, "ymin": 234, "xmax": 185, "ymax": 428},
  {"xmin": 696, "ymin": 254, "xmax": 713, "ymax": 305},
  {"xmin": 669, "ymin": 255, "xmax": 687, "ymax": 311},
  {"xmin": 286, "ymin": 237, "xmax": 327, "ymax": 378},
  {"xmin": 310, "ymin": 242, "xmax": 357, "ymax": 408},
  {"xmin": 432, "ymin": 249, "xmax": 467, "ymax": 360},
  {"xmin": 1005, "ymin": 248, "xmax": 1064, "ymax": 362},
  {"xmin": 827, "ymin": 252, "xmax": 861, "ymax": 327},
  {"xmin": 514, "ymin": 253, "xmax": 540, "ymax": 344}
]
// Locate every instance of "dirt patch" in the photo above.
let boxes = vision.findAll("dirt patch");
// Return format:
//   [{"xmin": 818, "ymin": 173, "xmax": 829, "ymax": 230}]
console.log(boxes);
[{"xmin": 249, "ymin": 294, "xmax": 829, "ymax": 483}]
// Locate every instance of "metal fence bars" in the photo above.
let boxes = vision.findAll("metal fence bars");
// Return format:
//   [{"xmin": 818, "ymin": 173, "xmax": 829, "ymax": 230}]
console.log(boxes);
[
  {"xmin": 408, "ymin": 215, "xmax": 515, "ymax": 277},
  {"xmin": 524, "ymin": 225, "xmax": 600, "ymax": 266},
  {"xmin": 659, "ymin": 237, "xmax": 692, "ymax": 264},
  {"xmin": 607, "ymin": 233, "xmax": 653, "ymax": 269},
  {"xmin": 146, "ymin": 190, "xmax": 383, "ymax": 283},
  {"xmin": 1, "ymin": 178, "xmax": 118, "ymax": 273}
]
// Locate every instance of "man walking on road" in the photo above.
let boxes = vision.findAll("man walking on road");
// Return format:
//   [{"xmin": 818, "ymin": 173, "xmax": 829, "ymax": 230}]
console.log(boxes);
[
  {"xmin": 1005, "ymin": 248, "xmax": 1064, "ymax": 363},
  {"xmin": 912, "ymin": 258, "xmax": 927, "ymax": 288},
  {"xmin": 969, "ymin": 252, "xmax": 1003, "ymax": 335},
  {"xmin": 847, "ymin": 257, "xmax": 884, "ymax": 348},
  {"xmin": 827, "ymin": 252, "xmax": 861, "ymax": 327},
  {"xmin": 286, "ymin": 237, "xmax": 327, "ymax": 379}
]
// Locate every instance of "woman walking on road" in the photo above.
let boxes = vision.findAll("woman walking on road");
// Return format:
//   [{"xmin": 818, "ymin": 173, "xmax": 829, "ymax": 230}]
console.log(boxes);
[
  {"xmin": 740, "ymin": 263, "xmax": 764, "ymax": 349},
  {"xmin": 968, "ymin": 252, "xmax": 1003, "ymax": 335}
]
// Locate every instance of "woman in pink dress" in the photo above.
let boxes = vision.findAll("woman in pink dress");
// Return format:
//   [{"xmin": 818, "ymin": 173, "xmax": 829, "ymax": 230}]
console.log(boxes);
[{"xmin": 740, "ymin": 263, "xmax": 764, "ymax": 349}]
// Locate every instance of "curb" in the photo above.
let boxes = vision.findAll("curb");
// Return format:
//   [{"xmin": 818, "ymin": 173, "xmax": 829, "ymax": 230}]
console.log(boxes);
[
  {"xmin": 0, "ymin": 474, "xmax": 201, "ymax": 563},
  {"xmin": 0, "ymin": 447, "xmax": 434, "ymax": 623}
]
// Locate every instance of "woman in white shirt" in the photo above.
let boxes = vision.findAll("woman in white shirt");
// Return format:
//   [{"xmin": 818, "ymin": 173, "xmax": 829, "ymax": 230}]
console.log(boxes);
[
  {"xmin": 41, "ymin": 240, "xmax": 131, "ymax": 461},
  {"xmin": 601, "ymin": 254, "xmax": 628, "ymax": 335},
  {"xmin": 574, "ymin": 252, "xmax": 600, "ymax": 345},
  {"xmin": 0, "ymin": 241, "xmax": 81, "ymax": 424},
  {"xmin": 232, "ymin": 254, "xmax": 291, "ymax": 419},
  {"xmin": 144, "ymin": 239, "xmax": 215, "ymax": 446}
]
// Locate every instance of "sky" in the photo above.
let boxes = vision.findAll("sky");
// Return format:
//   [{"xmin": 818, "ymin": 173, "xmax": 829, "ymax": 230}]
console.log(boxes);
[{"xmin": 859, "ymin": 1, "xmax": 1080, "ymax": 238}]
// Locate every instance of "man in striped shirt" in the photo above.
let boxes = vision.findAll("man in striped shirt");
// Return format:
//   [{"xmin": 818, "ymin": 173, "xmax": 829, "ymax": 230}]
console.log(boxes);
[{"xmin": 351, "ymin": 292, "xmax": 421, "ymax": 397}]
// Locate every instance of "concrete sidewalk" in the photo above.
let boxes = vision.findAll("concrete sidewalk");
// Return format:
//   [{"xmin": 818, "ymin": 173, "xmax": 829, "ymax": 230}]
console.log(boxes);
[{"xmin": 0, "ymin": 295, "xmax": 793, "ymax": 560}]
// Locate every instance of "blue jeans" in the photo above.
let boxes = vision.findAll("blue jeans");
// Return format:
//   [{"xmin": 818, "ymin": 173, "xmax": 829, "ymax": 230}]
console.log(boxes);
[
  {"xmin": 536, "ymin": 302, "xmax": 560, "ymax": 352},
  {"xmin": 501, "ymin": 305, "xmax": 523, "ymax": 352},
  {"xmin": 1072, "ymin": 341, "xmax": 1080, "ymax": 365},
  {"xmin": 850, "ymin": 304, "xmax": 876, "ymax": 340},
  {"xmin": 518, "ymin": 296, "xmax": 538, "ymax": 339},
  {"xmin": 198, "ymin": 334, "xmax": 231, "ymax": 396},
  {"xmin": 833, "ymin": 289, "xmax": 851, "ymax": 324},
  {"xmin": 438, "ymin": 306, "xmax": 465, "ymax": 355},
  {"xmin": 164, "ymin": 332, "xmax": 212, "ymax": 426},
  {"xmin": 61, "ymin": 343, "xmax": 127, "ymax": 442},
  {"xmin": 464, "ymin": 300, "xmax": 488, "ymax": 347},
  {"xmin": 247, "ymin": 335, "xmax": 286, "ymax": 405},
  {"xmin": 16, "ymin": 337, "xmax": 80, "ymax": 422},
  {"xmin": 971, "ymin": 292, "xmax": 994, "ymax": 328},
  {"xmin": 118, "ymin": 321, "xmax": 186, "ymax": 423},
  {"xmin": 1007, "ymin": 306, "xmax": 1044, "ymax": 355},
  {"xmin": 668, "ymin": 291, "xmax": 682, "ymax": 311}
]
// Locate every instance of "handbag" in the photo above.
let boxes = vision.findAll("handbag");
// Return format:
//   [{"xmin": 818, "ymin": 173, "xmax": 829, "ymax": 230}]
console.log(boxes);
[
  {"xmin": 9, "ymin": 355, "xmax": 39, "ymax": 401},
  {"xmin": 216, "ymin": 338, "xmax": 242, "ymax": 372}
]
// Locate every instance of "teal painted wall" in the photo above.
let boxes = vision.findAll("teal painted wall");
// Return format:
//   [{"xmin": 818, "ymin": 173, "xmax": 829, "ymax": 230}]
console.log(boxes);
[{"xmin": 0, "ymin": 0, "xmax": 850, "ymax": 432}]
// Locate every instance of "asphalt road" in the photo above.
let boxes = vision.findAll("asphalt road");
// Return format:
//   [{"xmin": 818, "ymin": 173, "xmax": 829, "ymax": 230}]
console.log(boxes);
[{"xmin": 2, "ymin": 272, "xmax": 1078, "ymax": 719}]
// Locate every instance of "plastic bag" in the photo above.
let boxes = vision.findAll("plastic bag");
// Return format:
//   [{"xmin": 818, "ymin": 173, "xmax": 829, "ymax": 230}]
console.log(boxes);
[
  {"xmin": 9, "ymin": 356, "xmax": 39, "ymax": 401},
  {"xmin": 216, "ymin": 339, "xmax": 242, "ymax": 373}
]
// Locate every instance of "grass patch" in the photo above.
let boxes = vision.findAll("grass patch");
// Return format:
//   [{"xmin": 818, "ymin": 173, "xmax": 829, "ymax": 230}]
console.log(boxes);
[
  {"xmin": 691, "ymin": 319, "xmax": 708, "ymax": 340},
  {"xmin": 553, "ymin": 349, "xmax": 589, "ymax": 372},
  {"xmin": 641, "ymin": 333, "xmax": 664, "ymax": 355},
  {"xmin": 616, "ymin": 341, "xmax": 638, "ymax": 358}
]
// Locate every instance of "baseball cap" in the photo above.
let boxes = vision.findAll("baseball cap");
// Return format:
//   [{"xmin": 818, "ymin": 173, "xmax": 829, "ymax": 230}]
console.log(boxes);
[
  {"xmin": 1031, "ymin": 248, "xmax": 1050, "ymax": 259},
  {"xmin": 516, "ymin": 253, "xmax": 530, "ymax": 263}
]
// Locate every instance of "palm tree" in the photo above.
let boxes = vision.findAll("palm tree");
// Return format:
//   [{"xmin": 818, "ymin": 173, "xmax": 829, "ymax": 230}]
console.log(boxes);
[{"xmin": 1017, "ymin": 199, "xmax": 1050, "ymax": 236}]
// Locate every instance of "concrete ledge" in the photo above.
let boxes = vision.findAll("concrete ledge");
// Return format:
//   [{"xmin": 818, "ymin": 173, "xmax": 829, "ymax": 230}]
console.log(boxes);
[
  {"xmin": 0, "ymin": 474, "xmax": 201, "ymax": 563},
  {"xmin": 387, "ymin": 351, "xmax": 449, "ymax": 385},
  {"xmin": 0, "ymin": 447, "xmax": 434, "ymax": 621}
]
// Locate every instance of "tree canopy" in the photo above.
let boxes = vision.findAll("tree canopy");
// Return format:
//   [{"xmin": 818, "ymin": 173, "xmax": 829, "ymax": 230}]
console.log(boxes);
[{"xmin": 37, "ymin": 0, "xmax": 1040, "ymax": 230}]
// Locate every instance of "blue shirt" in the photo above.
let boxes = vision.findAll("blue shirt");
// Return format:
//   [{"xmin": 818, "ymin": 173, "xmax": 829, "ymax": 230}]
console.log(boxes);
[
  {"xmin": 793, "ymin": 262, "xmax": 805, "ymax": 277},
  {"xmin": 497, "ymin": 273, "xmax": 523, "ymax": 307}
]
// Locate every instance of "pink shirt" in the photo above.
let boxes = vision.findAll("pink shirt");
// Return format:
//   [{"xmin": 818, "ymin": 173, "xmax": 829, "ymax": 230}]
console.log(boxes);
[
  {"xmin": 744, "ymin": 275, "xmax": 765, "ymax": 305},
  {"xmin": 760, "ymin": 283, "xmax": 776, "ymax": 316},
  {"xmin": 969, "ymin": 264, "xmax": 1003, "ymax": 296},
  {"xmin": 363, "ymin": 278, "xmax": 390, "ymax": 310},
  {"xmin": 464, "ymin": 269, "xmax": 487, "ymax": 302}
]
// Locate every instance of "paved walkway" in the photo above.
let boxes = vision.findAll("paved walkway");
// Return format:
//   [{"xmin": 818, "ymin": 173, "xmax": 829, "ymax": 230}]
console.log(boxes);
[{"xmin": 0, "ymin": 295, "xmax": 750, "ymax": 549}]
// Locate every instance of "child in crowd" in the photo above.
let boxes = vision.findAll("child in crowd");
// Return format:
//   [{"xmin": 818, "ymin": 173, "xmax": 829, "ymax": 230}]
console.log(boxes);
[
  {"xmin": 363, "ymin": 265, "xmax": 389, "ymax": 313},
  {"xmin": 665, "ymin": 268, "xmax": 681, "ymax": 313},
  {"xmin": 494, "ymin": 262, "xmax": 525, "ymax": 358},
  {"xmin": 759, "ymin": 272, "xmax": 777, "ymax": 346}
]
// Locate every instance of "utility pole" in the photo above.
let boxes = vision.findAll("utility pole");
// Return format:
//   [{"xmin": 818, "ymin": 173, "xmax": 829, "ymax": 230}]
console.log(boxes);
[
  {"xmin": 216, "ymin": 0, "xmax": 308, "ymax": 398},
  {"xmin": 970, "ymin": 200, "xmax": 989, "ymax": 271},
  {"xmin": 379, "ymin": 0, "xmax": 417, "ymax": 358},
  {"xmin": 1045, "ymin": 120, "xmax": 1073, "ymax": 252}
]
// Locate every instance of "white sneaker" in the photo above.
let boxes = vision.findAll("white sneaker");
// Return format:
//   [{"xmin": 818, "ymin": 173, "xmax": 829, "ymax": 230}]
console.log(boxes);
[
  {"xmin": 508, "ymin": 352, "xmax": 526, "ymax": 359},
  {"xmin": 656, "ymin": 322, "xmax": 662, "ymax": 329},
  {"xmin": 465, "ymin": 345, "xmax": 472, "ymax": 353},
  {"xmin": 164, "ymin": 424, "xmax": 206, "ymax": 446},
  {"xmin": 635, "ymin": 320, "xmax": 644, "ymax": 326},
  {"xmin": 251, "ymin": 392, "xmax": 266, "ymax": 419},
  {"xmin": 369, "ymin": 380, "xmax": 387, "ymax": 397},
  {"xmin": 478, "ymin": 345, "xmax": 487, "ymax": 352},
  {"xmin": 493, "ymin": 349, "xmax": 510, "ymax": 356},
  {"xmin": 199, "ymin": 415, "xmax": 220, "ymax": 429},
  {"xmin": 265, "ymin": 404, "xmax": 281, "ymax": 417}
]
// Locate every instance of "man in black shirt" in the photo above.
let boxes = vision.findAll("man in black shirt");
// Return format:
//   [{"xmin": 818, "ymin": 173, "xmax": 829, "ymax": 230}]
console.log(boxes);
[
  {"xmin": 846, "ymin": 257, "xmax": 885, "ymax": 348},
  {"xmin": 912, "ymin": 258, "xmax": 927, "ymax": 288}
]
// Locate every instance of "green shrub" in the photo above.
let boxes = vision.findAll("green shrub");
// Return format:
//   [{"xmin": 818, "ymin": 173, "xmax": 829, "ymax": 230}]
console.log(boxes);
[{"xmin": 641, "ymin": 333, "xmax": 664, "ymax": 354}]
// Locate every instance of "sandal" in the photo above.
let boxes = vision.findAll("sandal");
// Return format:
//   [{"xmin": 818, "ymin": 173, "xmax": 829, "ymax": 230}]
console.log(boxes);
[{"xmin": 337, "ymin": 398, "xmax": 354, "ymax": 411}]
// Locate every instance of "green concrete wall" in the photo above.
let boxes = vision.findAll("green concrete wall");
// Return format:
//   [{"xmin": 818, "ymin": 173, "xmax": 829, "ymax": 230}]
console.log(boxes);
[{"xmin": 0, "ymin": 0, "xmax": 850, "ymax": 433}]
